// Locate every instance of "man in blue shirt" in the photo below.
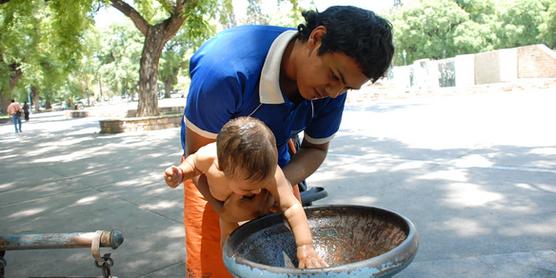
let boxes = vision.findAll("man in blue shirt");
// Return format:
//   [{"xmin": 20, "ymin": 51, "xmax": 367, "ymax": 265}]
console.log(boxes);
[{"xmin": 180, "ymin": 6, "xmax": 394, "ymax": 277}]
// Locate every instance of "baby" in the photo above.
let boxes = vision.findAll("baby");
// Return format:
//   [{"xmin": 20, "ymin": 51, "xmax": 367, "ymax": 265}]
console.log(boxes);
[{"xmin": 164, "ymin": 116, "xmax": 327, "ymax": 268}]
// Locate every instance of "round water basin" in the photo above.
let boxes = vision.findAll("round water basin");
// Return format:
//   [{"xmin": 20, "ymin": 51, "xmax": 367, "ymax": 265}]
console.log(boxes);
[{"xmin": 224, "ymin": 205, "xmax": 419, "ymax": 277}]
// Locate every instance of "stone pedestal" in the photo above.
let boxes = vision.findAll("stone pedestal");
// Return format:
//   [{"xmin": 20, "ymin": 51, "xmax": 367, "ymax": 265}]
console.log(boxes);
[{"xmin": 99, "ymin": 114, "xmax": 181, "ymax": 134}]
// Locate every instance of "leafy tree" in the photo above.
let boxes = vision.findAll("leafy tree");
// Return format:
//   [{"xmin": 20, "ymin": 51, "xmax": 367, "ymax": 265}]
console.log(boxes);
[
  {"xmin": 158, "ymin": 14, "xmax": 217, "ymax": 99},
  {"xmin": 0, "ymin": 0, "xmax": 95, "ymax": 112},
  {"xmin": 455, "ymin": 0, "xmax": 495, "ymax": 23},
  {"xmin": 538, "ymin": 0, "xmax": 556, "ymax": 48},
  {"xmin": 0, "ymin": 1, "xmax": 38, "ymax": 111},
  {"xmin": 390, "ymin": 0, "xmax": 474, "ymax": 65},
  {"xmin": 495, "ymin": 0, "xmax": 551, "ymax": 49},
  {"xmin": 0, "ymin": 0, "xmax": 304, "ymax": 116},
  {"xmin": 389, "ymin": 0, "xmax": 554, "ymax": 65},
  {"xmin": 245, "ymin": 0, "xmax": 269, "ymax": 24},
  {"xmin": 97, "ymin": 23, "xmax": 143, "ymax": 100},
  {"xmin": 110, "ymin": 0, "xmax": 233, "ymax": 117}
]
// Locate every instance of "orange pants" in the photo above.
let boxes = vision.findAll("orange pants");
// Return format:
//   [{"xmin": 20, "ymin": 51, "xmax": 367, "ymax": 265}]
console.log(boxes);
[
  {"xmin": 183, "ymin": 179, "xmax": 301, "ymax": 277},
  {"xmin": 184, "ymin": 178, "xmax": 231, "ymax": 278}
]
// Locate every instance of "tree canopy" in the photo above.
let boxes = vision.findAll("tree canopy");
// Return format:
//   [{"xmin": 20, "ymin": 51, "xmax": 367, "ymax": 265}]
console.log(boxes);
[
  {"xmin": 0, "ymin": 0, "xmax": 96, "ymax": 111},
  {"xmin": 390, "ymin": 0, "xmax": 555, "ymax": 65},
  {"xmin": 2, "ymin": 0, "xmax": 554, "ymax": 115}
]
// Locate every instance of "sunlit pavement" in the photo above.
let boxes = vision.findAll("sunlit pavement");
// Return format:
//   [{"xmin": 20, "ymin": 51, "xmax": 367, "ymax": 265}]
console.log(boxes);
[{"xmin": 1, "ymin": 91, "xmax": 555, "ymax": 277}]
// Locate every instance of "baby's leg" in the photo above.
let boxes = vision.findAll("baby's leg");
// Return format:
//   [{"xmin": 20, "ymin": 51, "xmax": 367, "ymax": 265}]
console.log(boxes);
[{"xmin": 219, "ymin": 217, "xmax": 239, "ymax": 247}]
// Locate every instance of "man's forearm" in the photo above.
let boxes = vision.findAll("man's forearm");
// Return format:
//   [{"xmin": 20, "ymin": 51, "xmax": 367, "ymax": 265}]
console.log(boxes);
[{"xmin": 282, "ymin": 145, "xmax": 327, "ymax": 185}]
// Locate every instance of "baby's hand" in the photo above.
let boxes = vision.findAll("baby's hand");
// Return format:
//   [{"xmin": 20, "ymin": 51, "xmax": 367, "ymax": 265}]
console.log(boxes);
[
  {"xmin": 164, "ymin": 166, "xmax": 183, "ymax": 188},
  {"xmin": 297, "ymin": 244, "xmax": 328, "ymax": 269}
]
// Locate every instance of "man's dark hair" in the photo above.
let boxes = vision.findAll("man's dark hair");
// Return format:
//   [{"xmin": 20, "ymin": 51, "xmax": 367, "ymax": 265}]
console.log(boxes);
[{"xmin": 297, "ymin": 6, "xmax": 394, "ymax": 83}]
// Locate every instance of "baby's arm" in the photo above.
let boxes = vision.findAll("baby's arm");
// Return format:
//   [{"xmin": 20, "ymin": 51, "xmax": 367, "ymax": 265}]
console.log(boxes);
[
  {"xmin": 164, "ymin": 144, "xmax": 214, "ymax": 188},
  {"xmin": 164, "ymin": 154, "xmax": 202, "ymax": 188},
  {"xmin": 270, "ymin": 168, "xmax": 328, "ymax": 269}
]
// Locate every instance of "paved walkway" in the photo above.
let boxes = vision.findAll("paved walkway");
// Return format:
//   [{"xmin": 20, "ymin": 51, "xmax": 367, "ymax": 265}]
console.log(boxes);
[{"xmin": 1, "ymin": 90, "xmax": 555, "ymax": 277}]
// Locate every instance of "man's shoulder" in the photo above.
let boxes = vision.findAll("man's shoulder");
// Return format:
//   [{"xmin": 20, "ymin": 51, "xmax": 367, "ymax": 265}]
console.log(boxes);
[
  {"xmin": 222, "ymin": 25, "xmax": 292, "ymax": 36},
  {"xmin": 190, "ymin": 25, "xmax": 294, "ymax": 86},
  {"xmin": 196, "ymin": 25, "xmax": 294, "ymax": 58}
]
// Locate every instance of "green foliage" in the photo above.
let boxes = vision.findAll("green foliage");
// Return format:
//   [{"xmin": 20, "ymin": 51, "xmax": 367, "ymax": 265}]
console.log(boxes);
[
  {"xmin": 0, "ymin": 0, "xmax": 38, "ymax": 95},
  {"xmin": 539, "ymin": 0, "xmax": 556, "ymax": 48},
  {"xmin": 96, "ymin": 23, "xmax": 142, "ymax": 98},
  {"xmin": 49, "ymin": 0, "xmax": 96, "ymax": 65},
  {"xmin": 391, "ymin": 0, "xmax": 472, "ymax": 64},
  {"xmin": 391, "ymin": 0, "xmax": 553, "ymax": 65},
  {"xmin": 495, "ymin": 0, "xmax": 550, "ymax": 49},
  {"xmin": 0, "ymin": 0, "xmax": 316, "ymax": 110},
  {"xmin": 158, "ymin": 28, "xmax": 200, "ymax": 97},
  {"xmin": 246, "ymin": 0, "xmax": 269, "ymax": 24},
  {"xmin": 136, "ymin": 1, "xmax": 173, "ymax": 24},
  {"xmin": 239, "ymin": 0, "xmax": 302, "ymax": 27},
  {"xmin": 281, "ymin": 0, "xmax": 301, "ymax": 24},
  {"xmin": 455, "ymin": 0, "xmax": 495, "ymax": 23},
  {"xmin": 218, "ymin": 0, "xmax": 236, "ymax": 28},
  {"xmin": 0, "ymin": 0, "xmax": 96, "ymax": 105}
]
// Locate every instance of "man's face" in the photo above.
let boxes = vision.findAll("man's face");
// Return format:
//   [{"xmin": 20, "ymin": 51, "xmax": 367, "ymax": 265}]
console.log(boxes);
[{"xmin": 296, "ymin": 28, "xmax": 369, "ymax": 100}]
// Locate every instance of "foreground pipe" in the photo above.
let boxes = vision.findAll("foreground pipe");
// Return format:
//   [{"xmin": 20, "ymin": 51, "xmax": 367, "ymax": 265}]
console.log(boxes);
[{"xmin": 0, "ymin": 230, "xmax": 123, "ymax": 250}]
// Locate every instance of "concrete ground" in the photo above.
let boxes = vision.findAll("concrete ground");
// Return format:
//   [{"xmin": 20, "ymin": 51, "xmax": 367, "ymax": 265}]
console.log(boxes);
[{"xmin": 1, "ymin": 89, "xmax": 555, "ymax": 277}]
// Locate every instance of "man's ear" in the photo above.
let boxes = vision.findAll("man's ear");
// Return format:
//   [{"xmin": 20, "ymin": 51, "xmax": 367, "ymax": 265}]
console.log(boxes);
[{"xmin": 307, "ymin": 26, "xmax": 327, "ymax": 51}]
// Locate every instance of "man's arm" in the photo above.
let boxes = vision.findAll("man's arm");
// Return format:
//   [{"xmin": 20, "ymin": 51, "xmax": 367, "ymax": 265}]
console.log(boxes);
[
  {"xmin": 281, "ymin": 140, "xmax": 329, "ymax": 185},
  {"xmin": 219, "ymin": 217, "xmax": 239, "ymax": 247}
]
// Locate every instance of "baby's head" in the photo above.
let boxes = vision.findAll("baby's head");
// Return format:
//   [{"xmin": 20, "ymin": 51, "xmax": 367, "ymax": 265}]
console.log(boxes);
[{"xmin": 216, "ymin": 117, "xmax": 277, "ymax": 195}]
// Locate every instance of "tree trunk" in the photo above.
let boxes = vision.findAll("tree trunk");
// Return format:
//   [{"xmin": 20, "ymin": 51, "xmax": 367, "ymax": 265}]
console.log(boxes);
[
  {"xmin": 137, "ymin": 26, "xmax": 166, "ymax": 117},
  {"xmin": 0, "ymin": 93, "xmax": 8, "ymax": 114},
  {"xmin": 163, "ymin": 78, "xmax": 173, "ymax": 98},
  {"xmin": 1, "ymin": 62, "xmax": 22, "ymax": 113},
  {"xmin": 111, "ymin": 0, "xmax": 187, "ymax": 117},
  {"xmin": 31, "ymin": 86, "xmax": 39, "ymax": 111},
  {"xmin": 98, "ymin": 76, "xmax": 103, "ymax": 101}
]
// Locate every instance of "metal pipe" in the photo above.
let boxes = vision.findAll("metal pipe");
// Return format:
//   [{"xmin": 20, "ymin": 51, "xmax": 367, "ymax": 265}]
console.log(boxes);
[{"xmin": 0, "ymin": 230, "xmax": 123, "ymax": 251}]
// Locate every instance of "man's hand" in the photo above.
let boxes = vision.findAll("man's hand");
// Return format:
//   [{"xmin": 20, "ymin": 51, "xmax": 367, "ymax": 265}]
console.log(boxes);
[
  {"xmin": 219, "ymin": 190, "xmax": 275, "ymax": 223},
  {"xmin": 297, "ymin": 244, "xmax": 328, "ymax": 269},
  {"xmin": 164, "ymin": 166, "xmax": 183, "ymax": 188}
]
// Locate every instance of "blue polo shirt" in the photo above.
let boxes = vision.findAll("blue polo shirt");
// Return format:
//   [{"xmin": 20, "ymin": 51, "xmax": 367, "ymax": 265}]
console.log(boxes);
[{"xmin": 182, "ymin": 25, "xmax": 346, "ymax": 166}]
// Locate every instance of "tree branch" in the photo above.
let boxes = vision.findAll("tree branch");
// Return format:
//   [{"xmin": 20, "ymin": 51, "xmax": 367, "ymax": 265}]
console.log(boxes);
[
  {"xmin": 162, "ymin": 0, "xmax": 187, "ymax": 43},
  {"xmin": 110, "ymin": 0, "xmax": 149, "ymax": 35}
]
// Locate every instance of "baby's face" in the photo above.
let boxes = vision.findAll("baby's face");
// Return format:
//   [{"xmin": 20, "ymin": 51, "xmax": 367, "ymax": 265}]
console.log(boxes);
[
  {"xmin": 228, "ymin": 170, "xmax": 270, "ymax": 197},
  {"xmin": 228, "ymin": 177, "xmax": 262, "ymax": 196}
]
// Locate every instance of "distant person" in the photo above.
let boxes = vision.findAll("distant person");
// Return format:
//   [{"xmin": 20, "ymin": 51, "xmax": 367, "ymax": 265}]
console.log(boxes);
[
  {"xmin": 22, "ymin": 101, "xmax": 30, "ymax": 121},
  {"xmin": 164, "ymin": 117, "xmax": 328, "ymax": 269},
  {"xmin": 7, "ymin": 99, "xmax": 22, "ymax": 133}
]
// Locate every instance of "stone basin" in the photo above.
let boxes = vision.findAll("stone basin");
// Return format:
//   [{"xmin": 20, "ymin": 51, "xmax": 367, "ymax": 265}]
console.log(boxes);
[{"xmin": 223, "ymin": 205, "xmax": 419, "ymax": 277}]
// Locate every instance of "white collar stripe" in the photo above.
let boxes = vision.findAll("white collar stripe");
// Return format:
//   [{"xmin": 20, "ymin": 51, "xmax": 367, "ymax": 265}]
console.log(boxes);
[
  {"xmin": 259, "ymin": 30, "xmax": 297, "ymax": 104},
  {"xmin": 184, "ymin": 117, "xmax": 218, "ymax": 139}
]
